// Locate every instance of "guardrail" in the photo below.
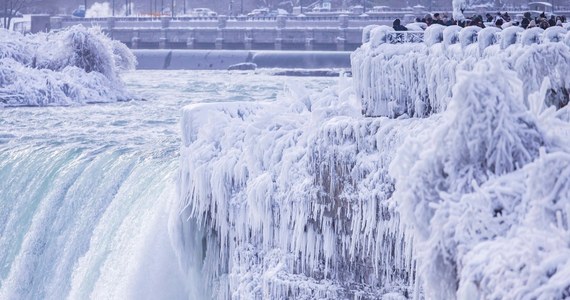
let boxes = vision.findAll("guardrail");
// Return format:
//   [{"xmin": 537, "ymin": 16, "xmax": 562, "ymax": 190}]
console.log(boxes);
[{"xmin": 377, "ymin": 25, "xmax": 570, "ymax": 45}]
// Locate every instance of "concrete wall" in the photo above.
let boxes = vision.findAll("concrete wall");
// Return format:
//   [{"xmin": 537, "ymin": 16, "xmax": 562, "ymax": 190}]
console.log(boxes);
[
  {"xmin": 133, "ymin": 49, "xmax": 352, "ymax": 70},
  {"xmin": 51, "ymin": 15, "xmax": 389, "ymax": 51},
  {"xmin": 30, "ymin": 15, "xmax": 51, "ymax": 33}
]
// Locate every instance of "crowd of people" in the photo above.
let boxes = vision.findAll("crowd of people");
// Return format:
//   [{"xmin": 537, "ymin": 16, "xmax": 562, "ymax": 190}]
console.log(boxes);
[{"xmin": 393, "ymin": 11, "xmax": 567, "ymax": 31}]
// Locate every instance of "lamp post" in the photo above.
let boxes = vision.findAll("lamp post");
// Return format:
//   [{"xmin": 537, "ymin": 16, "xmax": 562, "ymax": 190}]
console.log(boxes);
[{"xmin": 112, "ymin": 0, "xmax": 115, "ymax": 15}]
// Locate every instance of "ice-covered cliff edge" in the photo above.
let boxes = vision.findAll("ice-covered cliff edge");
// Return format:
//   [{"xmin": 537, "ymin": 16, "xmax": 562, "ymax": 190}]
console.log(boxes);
[
  {"xmin": 352, "ymin": 25, "xmax": 570, "ymax": 118},
  {"xmin": 176, "ymin": 78, "xmax": 428, "ymax": 299},
  {"xmin": 175, "ymin": 26, "xmax": 570, "ymax": 299},
  {"xmin": 0, "ymin": 26, "xmax": 135, "ymax": 106}
]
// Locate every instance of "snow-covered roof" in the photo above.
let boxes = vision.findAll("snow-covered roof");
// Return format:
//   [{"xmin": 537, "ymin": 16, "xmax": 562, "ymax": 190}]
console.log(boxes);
[{"xmin": 528, "ymin": 1, "xmax": 553, "ymax": 7}]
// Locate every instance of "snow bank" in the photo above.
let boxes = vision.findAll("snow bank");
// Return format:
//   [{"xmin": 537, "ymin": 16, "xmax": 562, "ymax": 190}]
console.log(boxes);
[
  {"xmin": 352, "ymin": 26, "xmax": 570, "ymax": 118},
  {"xmin": 0, "ymin": 25, "xmax": 136, "ymax": 106}
]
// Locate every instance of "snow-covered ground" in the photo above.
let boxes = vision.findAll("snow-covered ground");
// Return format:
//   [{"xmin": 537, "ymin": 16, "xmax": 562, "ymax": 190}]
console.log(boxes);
[
  {"xmin": 0, "ymin": 25, "xmax": 135, "ymax": 106},
  {"xmin": 177, "ymin": 25, "xmax": 570, "ymax": 300}
]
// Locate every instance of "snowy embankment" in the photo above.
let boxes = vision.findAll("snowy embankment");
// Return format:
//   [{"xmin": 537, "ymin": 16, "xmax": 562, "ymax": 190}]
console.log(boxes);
[
  {"xmin": 0, "ymin": 25, "xmax": 135, "ymax": 106},
  {"xmin": 176, "ymin": 25, "xmax": 570, "ymax": 299}
]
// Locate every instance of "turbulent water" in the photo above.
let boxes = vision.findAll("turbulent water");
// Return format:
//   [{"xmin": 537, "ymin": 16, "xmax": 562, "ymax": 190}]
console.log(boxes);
[{"xmin": 0, "ymin": 70, "xmax": 336, "ymax": 299}]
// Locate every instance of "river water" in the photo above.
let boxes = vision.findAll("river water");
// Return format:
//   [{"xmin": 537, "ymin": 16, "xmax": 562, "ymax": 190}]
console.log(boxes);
[{"xmin": 0, "ymin": 70, "xmax": 337, "ymax": 299}]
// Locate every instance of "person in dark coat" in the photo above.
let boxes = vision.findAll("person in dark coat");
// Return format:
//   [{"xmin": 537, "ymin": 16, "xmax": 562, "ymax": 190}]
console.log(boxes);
[
  {"xmin": 393, "ymin": 19, "xmax": 408, "ymax": 31},
  {"xmin": 521, "ymin": 12, "xmax": 531, "ymax": 29},
  {"xmin": 471, "ymin": 16, "xmax": 485, "ymax": 28},
  {"xmin": 433, "ymin": 13, "xmax": 445, "ymax": 25},
  {"xmin": 495, "ymin": 19, "xmax": 504, "ymax": 29},
  {"xmin": 549, "ymin": 15, "xmax": 556, "ymax": 27},
  {"xmin": 521, "ymin": 18, "xmax": 530, "ymax": 29}
]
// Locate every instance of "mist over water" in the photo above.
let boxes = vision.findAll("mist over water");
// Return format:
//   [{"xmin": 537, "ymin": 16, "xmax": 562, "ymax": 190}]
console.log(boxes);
[{"xmin": 0, "ymin": 70, "xmax": 336, "ymax": 299}]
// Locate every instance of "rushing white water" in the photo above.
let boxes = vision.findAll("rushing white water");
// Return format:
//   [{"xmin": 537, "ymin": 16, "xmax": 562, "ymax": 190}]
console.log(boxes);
[{"xmin": 0, "ymin": 70, "xmax": 336, "ymax": 299}]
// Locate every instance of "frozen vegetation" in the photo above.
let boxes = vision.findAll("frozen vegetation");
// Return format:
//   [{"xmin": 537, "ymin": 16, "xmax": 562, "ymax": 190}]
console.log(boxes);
[
  {"xmin": 0, "ymin": 25, "xmax": 136, "ymax": 106},
  {"xmin": 175, "ymin": 20, "xmax": 570, "ymax": 299},
  {"xmin": 352, "ymin": 24, "xmax": 570, "ymax": 118}
]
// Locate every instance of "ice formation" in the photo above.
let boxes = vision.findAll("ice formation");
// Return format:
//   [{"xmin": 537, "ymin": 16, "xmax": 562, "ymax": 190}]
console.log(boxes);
[
  {"xmin": 0, "ymin": 25, "xmax": 135, "ymax": 106},
  {"xmin": 352, "ymin": 26, "xmax": 570, "ymax": 118},
  {"xmin": 176, "ymin": 24, "xmax": 570, "ymax": 299},
  {"xmin": 177, "ymin": 78, "xmax": 425, "ymax": 299}
]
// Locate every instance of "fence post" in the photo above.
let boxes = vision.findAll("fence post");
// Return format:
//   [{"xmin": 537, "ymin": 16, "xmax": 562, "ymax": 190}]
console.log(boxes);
[
  {"xmin": 216, "ymin": 15, "xmax": 227, "ymax": 49},
  {"xmin": 338, "ymin": 14, "xmax": 349, "ymax": 29},
  {"xmin": 106, "ymin": 16, "xmax": 115, "ymax": 38},
  {"xmin": 187, "ymin": 29, "xmax": 195, "ymax": 49},
  {"xmin": 244, "ymin": 29, "xmax": 253, "ymax": 50},
  {"xmin": 50, "ymin": 16, "xmax": 63, "ymax": 30},
  {"xmin": 305, "ymin": 29, "xmax": 314, "ymax": 50},
  {"xmin": 131, "ymin": 29, "xmax": 140, "ymax": 49},
  {"xmin": 276, "ymin": 15, "xmax": 287, "ymax": 28},
  {"xmin": 161, "ymin": 16, "xmax": 171, "ymax": 28}
]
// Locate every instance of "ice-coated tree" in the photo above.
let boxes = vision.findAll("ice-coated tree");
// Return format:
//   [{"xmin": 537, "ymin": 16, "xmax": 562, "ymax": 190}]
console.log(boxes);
[{"xmin": 1, "ymin": 0, "xmax": 31, "ymax": 29}]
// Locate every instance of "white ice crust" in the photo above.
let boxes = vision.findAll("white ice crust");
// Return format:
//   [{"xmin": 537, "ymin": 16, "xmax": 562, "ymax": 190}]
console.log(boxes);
[{"xmin": 175, "ymin": 24, "xmax": 570, "ymax": 299}]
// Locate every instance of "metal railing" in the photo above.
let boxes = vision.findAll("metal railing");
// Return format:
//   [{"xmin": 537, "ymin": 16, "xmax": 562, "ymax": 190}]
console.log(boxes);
[{"xmin": 386, "ymin": 31, "xmax": 425, "ymax": 44}]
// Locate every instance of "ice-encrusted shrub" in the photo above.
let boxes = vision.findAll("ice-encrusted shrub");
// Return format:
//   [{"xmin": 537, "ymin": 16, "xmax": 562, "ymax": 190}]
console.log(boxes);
[
  {"xmin": 391, "ymin": 60, "xmax": 544, "ymax": 299},
  {"xmin": 514, "ymin": 42, "xmax": 570, "ymax": 109},
  {"xmin": 456, "ymin": 150, "xmax": 570, "ymax": 300},
  {"xmin": 34, "ymin": 26, "xmax": 133, "ymax": 81},
  {"xmin": 0, "ymin": 25, "xmax": 136, "ymax": 106},
  {"xmin": 0, "ymin": 30, "xmax": 37, "ymax": 65},
  {"xmin": 353, "ymin": 25, "xmax": 570, "ymax": 118}
]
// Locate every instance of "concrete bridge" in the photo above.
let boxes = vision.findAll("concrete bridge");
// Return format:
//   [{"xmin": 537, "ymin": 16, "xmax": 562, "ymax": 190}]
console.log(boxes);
[{"xmin": 48, "ymin": 15, "xmax": 403, "ymax": 51}]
